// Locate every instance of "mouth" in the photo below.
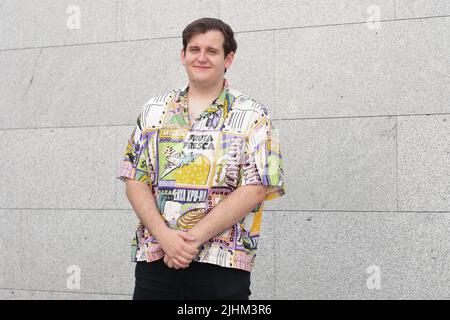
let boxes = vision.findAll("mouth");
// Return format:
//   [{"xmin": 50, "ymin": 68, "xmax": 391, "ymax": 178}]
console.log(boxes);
[{"xmin": 194, "ymin": 66, "xmax": 211, "ymax": 69}]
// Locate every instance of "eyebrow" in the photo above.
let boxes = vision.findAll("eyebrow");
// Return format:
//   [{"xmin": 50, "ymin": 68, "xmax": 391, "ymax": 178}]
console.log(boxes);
[{"xmin": 188, "ymin": 45, "xmax": 220, "ymax": 51}]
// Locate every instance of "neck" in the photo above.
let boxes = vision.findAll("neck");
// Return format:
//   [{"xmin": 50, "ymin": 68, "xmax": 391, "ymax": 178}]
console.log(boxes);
[{"xmin": 187, "ymin": 78, "xmax": 224, "ymax": 102}]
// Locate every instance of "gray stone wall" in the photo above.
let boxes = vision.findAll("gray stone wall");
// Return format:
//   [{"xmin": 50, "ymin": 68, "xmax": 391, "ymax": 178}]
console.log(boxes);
[{"xmin": 1, "ymin": 0, "xmax": 449, "ymax": 299}]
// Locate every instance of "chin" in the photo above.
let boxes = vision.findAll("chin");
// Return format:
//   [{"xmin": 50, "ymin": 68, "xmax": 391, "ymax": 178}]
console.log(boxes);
[{"xmin": 191, "ymin": 73, "xmax": 213, "ymax": 82}]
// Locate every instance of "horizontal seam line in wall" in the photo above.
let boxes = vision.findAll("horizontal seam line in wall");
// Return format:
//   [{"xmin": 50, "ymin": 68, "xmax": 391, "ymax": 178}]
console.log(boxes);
[
  {"xmin": 272, "ymin": 112, "xmax": 450, "ymax": 121},
  {"xmin": 0, "ymin": 287, "xmax": 132, "ymax": 297},
  {"xmin": 236, "ymin": 14, "xmax": 450, "ymax": 34},
  {"xmin": 1, "ymin": 15, "xmax": 449, "ymax": 53},
  {"xmin": 1, "ymin": 208, "xmax": 450, "ymax": 213},
  {"xmin": 0, "ymin": 112, "xmax": 449, "ymax": 131}
]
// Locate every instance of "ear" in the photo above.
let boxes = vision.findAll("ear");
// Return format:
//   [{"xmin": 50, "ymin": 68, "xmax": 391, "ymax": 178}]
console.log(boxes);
[
  {"xmin": 180, "ymin": 48, "xmax": 186, "ymax": 66},
  {"xmin": 224, "ymin": 51, "xmax": 235, "ymax": 69}
]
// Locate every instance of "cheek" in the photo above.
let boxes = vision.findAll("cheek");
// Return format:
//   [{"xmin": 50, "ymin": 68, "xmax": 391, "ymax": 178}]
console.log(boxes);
[
  {"xmin": 183, "ymin": 54, "xmax": 195, "ymax": 63},
  {"xmin": 211, "ymin": 57, "xmax": 223, "ymax": 66}
]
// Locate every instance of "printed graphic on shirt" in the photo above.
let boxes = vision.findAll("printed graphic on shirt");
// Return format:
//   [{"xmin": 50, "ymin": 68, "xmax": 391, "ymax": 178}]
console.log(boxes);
[
  {"xmin": 206, "ymin": 187, "xmax": 232, "ymax": 211},
  {"xmin": 223, "ymin": 106, "xmax": 255, "ymax": 133},
  {"xmin": 247, "ymin": 118, "xmax": 284, "ymax": 188},
  {"xmin": 179, "ymin": 131, "xmax": 220, "ymax": 188},
  {"xmin": 192, "ymin": 107, "xmax": 223, "ymax": 130},
  {"xmin": 142, "ymin": 102, "xmax": 166, "ymax": 128},
  {"xmin": 197, "ymin": 242, "xmax": 245, "ymax": 268},
  {"xmin": 212, "ymin": 133, "xmax": 245, "ymax": 189},
  {"xmin": 177, "ymin": 207, "xmax": 207, "ymax": 231},
  {"xmin": 146, "ymin": 130, "xmax": 158, "ymax": 186},
  {"xmin": 164, "ymin": 99, "xmax": 188, "ymax": 127},
  {"xmin": 157, "ymin": 129, "xmax": 220, "ymax": 188},
  {"xmin": 207, "ymin": 223, "xmax": 237, "ymax": 250},
  {"xmin": 124, "ymin": 127, "xmax": 150, "ymax": 185},
  {"xmin": 204, "ymin": 188, "xmax": 257, "ymax": 253},
  {"xmin": 237, "ymin": 229, "xmax": 259, "ymax": 252},
  {"xmin": 116, "ymin": 78, "xmax": 286, "ymax": 272},
  {"xmin": 156, "ymin": 187, "xmax": 209, "ymax": 207},
  {"xmin": 157, "ymin": 128, "xmax": 192, "ymax": 185}
]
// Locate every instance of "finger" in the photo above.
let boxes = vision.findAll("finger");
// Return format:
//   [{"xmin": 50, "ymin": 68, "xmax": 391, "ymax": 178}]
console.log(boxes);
[
  {"xmin": 172, "ymin": 244, "xmax": 197, "ymax": 260},
  {"xmin": 175, "ymin": 261, "xmax": 189, "ymax": 269},
  {"xmin": 174, "ymin": 250, "xmax": 195, "ymax": 262},
  {"xmin": 174, "ymin": 232, "xmax": 200, "ymax": 254},
  {"xmin": 174, "ymin": 254, "xmax": 196, "ymax": 268},
  {"xmin": 178, "ymin": 231, "xmax": 196, "ymax": 242},
  {"xmin": 172, "ymin": 255, "xmax": 191, "ymax": 266},
  {"xmin": 168, "ymin": 257, "xmax": 188, "ymax": 269},
  {"xmin": 164, "ymin": 253, "xmax": 189, "ymax": 266},
  {"xmin": 179, "ymin": 242, "xmax": 199, "ymax": 256},
  {"xmin": 164, "ymin": 256, "xmax": 172, "ymax": 267}
]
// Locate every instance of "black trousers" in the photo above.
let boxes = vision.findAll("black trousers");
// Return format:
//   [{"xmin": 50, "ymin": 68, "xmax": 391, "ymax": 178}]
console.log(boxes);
[{"xmin": 133, "ymin": 258, "xmax": 251, "ymax": 300}]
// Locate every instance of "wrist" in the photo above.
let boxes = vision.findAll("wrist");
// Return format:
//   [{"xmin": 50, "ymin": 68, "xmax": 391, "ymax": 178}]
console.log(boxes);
[
  {"xmin": 187, "ymin": 229, "xmax": 205, "ymax": 248},
  {"xmin": 151, "ymin": 222, "xmax": 169, "ymax": 241}
]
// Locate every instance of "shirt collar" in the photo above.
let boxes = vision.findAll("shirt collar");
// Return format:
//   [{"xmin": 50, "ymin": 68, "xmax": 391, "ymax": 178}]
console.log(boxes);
[{"xmin": 174, "ymin": 78, "xmax": 229, "ymax": 109}]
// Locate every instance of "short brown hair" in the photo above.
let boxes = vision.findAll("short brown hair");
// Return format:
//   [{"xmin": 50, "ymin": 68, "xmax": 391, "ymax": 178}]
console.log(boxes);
[{"xmin": 182, "ymin": 17, "xmax": 237, "ymax": 58}]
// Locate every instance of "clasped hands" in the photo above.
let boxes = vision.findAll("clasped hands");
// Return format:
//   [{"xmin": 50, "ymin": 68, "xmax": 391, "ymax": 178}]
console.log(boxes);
[{"xmin": 157, "ymin": 227, "xmax": 202, "ymax": 270}]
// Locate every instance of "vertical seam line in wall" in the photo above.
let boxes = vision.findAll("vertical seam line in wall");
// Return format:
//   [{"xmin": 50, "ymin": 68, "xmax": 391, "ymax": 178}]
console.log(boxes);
[
  {"xmin": 395, "ymin": 53, "xmax": 399, "ymax": 211},
  {"xmin": 272, "ymin": 29, "xmax": 275, "ymax": 118},
  {"xmin": 115, "ymin": 0, "xmax": 118, "ymax": 41},
  {"xmin": 274, "ymin": 211, "xmax": 277, "ymax": 299},
  {"xmin": 115, "ymin": 127, "xmax": 118, "ymax": 209},
  {"xmin": 19, "ymin": 212, "xmax": 23, "ymax": 287},
  {"xmin": 20, "ymin": 49, "xmax": 24, "ymax": 128},
  {"xmin": 165, "ymin": 40, "xmax": 168, "ymax": 89},
  {"xmin": 395, "ymin": 116, "xmax": 398, "ymax": 212},
  {"xmin": 394, "ymin": 0, "xmax": 397, "ymax": 20}
]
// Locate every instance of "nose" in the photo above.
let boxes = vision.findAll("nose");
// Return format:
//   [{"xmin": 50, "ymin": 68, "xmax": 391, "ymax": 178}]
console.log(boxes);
[{"xmin": 197, "ymin": 50, "xmax": 208, "ymax": 62}]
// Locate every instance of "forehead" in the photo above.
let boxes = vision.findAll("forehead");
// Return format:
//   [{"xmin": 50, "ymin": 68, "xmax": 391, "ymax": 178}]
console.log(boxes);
[{"xmin": 187, "ymin": 30, "xmax": 224, "ymax": 50}]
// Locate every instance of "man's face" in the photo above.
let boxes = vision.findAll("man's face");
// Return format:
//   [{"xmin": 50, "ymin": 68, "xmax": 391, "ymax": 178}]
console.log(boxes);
[{"xmin": 181, "ymin": 30, "xmax": 234, "ymax": 85}]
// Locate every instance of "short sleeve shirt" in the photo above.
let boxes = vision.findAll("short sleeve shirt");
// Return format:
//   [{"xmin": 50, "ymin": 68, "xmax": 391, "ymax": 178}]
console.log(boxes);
[{"xmin": 116, "ymin": 78, "xmax": 286, "ymax": 272}]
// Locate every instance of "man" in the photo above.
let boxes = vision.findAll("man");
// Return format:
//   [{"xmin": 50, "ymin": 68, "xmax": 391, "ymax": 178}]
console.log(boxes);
[{"xmin": 117, "ymin": 17, "xmax": 286, "ymax": 300}]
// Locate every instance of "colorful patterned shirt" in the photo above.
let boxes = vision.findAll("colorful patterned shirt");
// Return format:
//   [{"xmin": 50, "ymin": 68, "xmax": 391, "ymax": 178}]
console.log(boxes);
[{"xmin": 116, "ymin": 78, "xmax": 286, "ymax": 272}]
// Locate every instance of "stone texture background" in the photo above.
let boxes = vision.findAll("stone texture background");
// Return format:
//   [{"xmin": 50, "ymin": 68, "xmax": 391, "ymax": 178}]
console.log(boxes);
[{"xmin": 1, "ymin": 0, "xmax": 449, "ymax": 299}]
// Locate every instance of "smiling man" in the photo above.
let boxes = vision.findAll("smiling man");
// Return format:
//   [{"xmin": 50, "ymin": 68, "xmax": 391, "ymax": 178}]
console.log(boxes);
[{"xmin": 117, "ymin": 17, "xmax": 286, "ymax": 300}]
